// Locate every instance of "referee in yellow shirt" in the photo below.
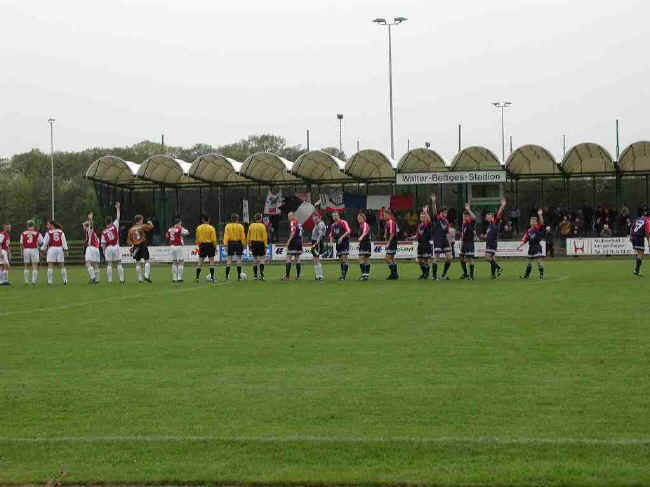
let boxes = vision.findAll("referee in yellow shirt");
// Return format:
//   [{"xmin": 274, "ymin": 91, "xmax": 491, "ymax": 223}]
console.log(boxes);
[
  {"xmin": 195, "ymin": 214, "xmax": 217, "ymax": 282},
  {"xmin": 247, "ymin": 213, "xmax": 268, "ymax": 280},
  {"xmin": 223, "ymin": 213, "xmax": 246, "ymax": 280}
]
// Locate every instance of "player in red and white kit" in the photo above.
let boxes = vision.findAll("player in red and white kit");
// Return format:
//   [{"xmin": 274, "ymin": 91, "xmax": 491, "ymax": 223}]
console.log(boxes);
[
  {"xmin": 0, "ymin": 223, "xmax": 11, "ymax": 286},
  {"xmin": 82, "ymin": 213, "xmax": 102, "ymax": 284},
  {"xmin": 20, "ymin": 220, "xmax": 43, "ymax": 285},
  {"xmin": 166, "ymin": 218, "xmax": 189, "ymax": 283},
  {"xmin": 101, "ymin": 202, "xmax": 124, "ymax": 284},
  {"xmin": 41, "ymin": 221, "xmax": 68, "ymax": 285}
]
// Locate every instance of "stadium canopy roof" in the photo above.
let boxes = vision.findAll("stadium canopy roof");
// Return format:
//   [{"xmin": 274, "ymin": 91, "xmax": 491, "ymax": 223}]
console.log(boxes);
[
  {"xmin": 618, "ymin": 141, "xmax": 650, "ymax": 173},
  {"xmin": 506, "ymin": 145, "xmax": 561, "ymax": 177},
  {"xmin": 344, "ymin": 149, "xmax": 396, "ymax": 181},
  {"xmin": 85, "ymin": 155, "xmax": 147, "ymax": 188},
  {"xmin": 136, "ymin": 154, "xmax": 197, "ymax": 185},
  {"xmin": 292, "ymin": 150, "xmax": 351, "ymax": 183},
  {"xmin": 397, "ymin": 148, "xmax": 448, "ymax": 172},
  {"xmin": 561, "ymin": 143, "xmax": 615, "ymax": 175},
  {"xmin": 450, "ymin": 146, "xmax": 502, "ymax": 171},
  {"xmin": 240, "ymin": 152, "xmax": 299, "ymax": 183},
  {"xmin": 188, "ymin": 153, "xmax": 252, "ymax": 185}
]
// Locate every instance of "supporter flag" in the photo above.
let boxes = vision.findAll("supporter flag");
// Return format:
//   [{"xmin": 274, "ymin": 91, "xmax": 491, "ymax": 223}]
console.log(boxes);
[
  {"xmin": 242, "ymin": 199, "xmax": 249, "ymax": 223},
  {"xmin": 367, "ymin": 195, "xmax": 391, "ymax": 210},
  {"xmin": 390, "ymin": 194, "xmax": 414, "ymax": 211},
  {"xmin": 264, "ymin": 190, "xmax": 283, "ymax": 215},
  {"xmin": 296, "ymin": 192, "xmax": 311, "ymax": 203},
  {"xmin": 321, "ymin": 189, "xmax": 345, "ymax": 211},
  {"xmin": 294, "ymin": 200, "xmax": 317, "ymax": 232}
]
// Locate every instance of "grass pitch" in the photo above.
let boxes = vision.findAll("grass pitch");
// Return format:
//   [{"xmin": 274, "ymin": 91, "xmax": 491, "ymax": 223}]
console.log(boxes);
[{"xmin": 1, "ymin": 259, "xmax": 649, "ymax": 486}]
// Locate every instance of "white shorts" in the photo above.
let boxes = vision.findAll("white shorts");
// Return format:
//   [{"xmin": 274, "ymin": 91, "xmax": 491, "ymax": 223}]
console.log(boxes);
[
  {"xmin": 85, "ymin": 246, "xmax": 101, "ymax": 263},
  {"xmin": 0, "ymin": 249, "xmax": 8, "ymax": 266},
  {"xmin": 170, "ymin": 246, "xmax": 184, "ymax": 261},
  {"xmin": 23, "ymin": 248, "xmax": 39, "ymax": 264},
  {"xmin": 46, "ymin": 247, "xmax": 65, "ymax": 264},
  {"xmin": 104, "ymin": 244, "xmax": 121, "ymax": 262}
]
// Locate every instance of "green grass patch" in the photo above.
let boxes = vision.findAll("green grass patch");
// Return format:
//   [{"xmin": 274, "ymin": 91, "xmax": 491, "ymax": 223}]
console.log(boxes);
[{"xmin": 1, "ymin": 260, "xmax": 649, "ymax": 485}]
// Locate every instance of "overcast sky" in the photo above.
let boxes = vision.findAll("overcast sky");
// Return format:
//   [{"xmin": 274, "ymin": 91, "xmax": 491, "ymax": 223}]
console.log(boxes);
[{"xmin": 1, "ymin": 0, "xmax": 648, "ymax": 162}]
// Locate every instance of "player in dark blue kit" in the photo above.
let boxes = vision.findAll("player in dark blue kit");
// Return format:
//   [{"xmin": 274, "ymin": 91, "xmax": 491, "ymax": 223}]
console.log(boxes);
[
  {"xmin": 481, "ymin": 197, "xmax": 506, "ymax": 279},
  {"xmin": 629, "ymin": 210, "xmax": 650, "ymax": 276},
  {"xmin": 517, "ymin": 208, "xmax": 546, "ymax": 279},
  {"xmin": 412, "ymin": 211, "xmax": 433, "ymax": 279},
  {"xmin": 459, "ymin": 202, "xmax": 477, "ymax": 280},
  {"xmin": 329, "ymin": 211, "xmax": 351, "ymax": 281},
  {"xmin": 429, "ymin": 193, "xmax": 453, "ymax": 280}
]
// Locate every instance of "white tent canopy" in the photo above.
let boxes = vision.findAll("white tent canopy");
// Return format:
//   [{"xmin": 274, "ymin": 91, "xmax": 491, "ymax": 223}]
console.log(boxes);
[
  {"xmin": 618, "ymin": 141, "xmax": 650, "ymax": 173},
  {"xmin": 562, "ymin": 143, "xmax": 615, "ymax": 175},
  {"xmin": 345, "ymin": 149, "xmax": 395, "ymax": 180},
  {"xmin": 85, "ymin": 155, "xmax": 142, "ymax": 186},
  {"xmin": 189, "ymin": 153, "xmax": 250, "ymax": 184},
  {"xmin": 240, "ymin": 152, "xmax": 299, "ymax": 183},
  {"xmin": 397, "ymin": 148, "xmax": 447, "ymax": 172},
  {"xmin": 136, "ymin": 155, "xmax": 195, "ymax": 185},
  {"xmin": 451, "ymin": 146, "xmax": 502, "ymax": 171},
  {"xmin": 506, "ymin": 145, "xmax": 560, "ymax": 176},
  {"xmin": 292, "ymin": 150, "xmax": 351, "ymax": 182}
]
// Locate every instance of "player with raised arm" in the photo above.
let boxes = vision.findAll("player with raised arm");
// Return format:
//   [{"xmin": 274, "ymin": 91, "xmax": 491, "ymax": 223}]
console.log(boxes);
[
  {"xmin": 413, "ymin": 210, "xmax": 433, "ymax": 279},
  {"xmin": 630, "ymin": 209, "xmax": 650, "ymax": 276},
  {"xmin": 166, "ymin": 218, "xmax": 189, "ymax": 283},
  {"xmin": 21, "ymin": 221, "xmax": 42, "ymax": 285},
  {"xmin": 430, "ymin": 194, "xmax": 453, "ymax": 280},
  {"xmin": 0, "ymin": 224, "xmax": 11, "ymax": 286},
  {"xmin": 195, "ymin": 214, "xmax": 217, "ymax": 283},
  {"xmin": 482, "ymin": 197, "xmax": 506, "ymax": 279},
  {"xmin": 329, "ymin": 211, "xmax": 351, "ymax": 281},
  {"xmin": 357, "ymin": 212, "xmax": 372, "ymax": 281},
  {"xmin": 247, "ymin": 213, "xmax": 268, "ymax": 280},
  {"xmin": 310, "ymin": 212, "xmax": 327, "ymax": 281},
  {"xmin": 101, "ymin": 202, "xmax": 125, "ymax": 284},
  {"xmin": 41, "ymin": 221, "xmax": 68, "ymax": 285},
  {"xmin": 127, "ymin": 215, "xmax": 154, "ymax": 283},
  {"xmin": 517, "ymin": 208, "xmax": 546, "ymax": 279},
  {"xmin": 384, "ymin": 208, "xmax": 399, "ymax": 280},
  {"xmin": 82, "ymin": 212, "xmax": 102, "ymax": 284},
  {"xmin": 459, "ymin": 203, "xmax": 477, "ymax": 280},
  {"xmin": 223, "ymin": 213, "xmax": 246, "ymax": 280},
  {"xmin": 283, "ymin": 212, "xmax": 303, "ymax": 280}
]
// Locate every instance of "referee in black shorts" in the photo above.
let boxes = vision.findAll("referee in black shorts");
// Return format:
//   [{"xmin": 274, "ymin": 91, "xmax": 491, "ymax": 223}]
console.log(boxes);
[
  {"xmin": 247, "ymin": 213, "xmax": 268, "ymax": 280},
  {"xmin": 195, "ymin": 214, "xmax": 217, "ymax": 282}
]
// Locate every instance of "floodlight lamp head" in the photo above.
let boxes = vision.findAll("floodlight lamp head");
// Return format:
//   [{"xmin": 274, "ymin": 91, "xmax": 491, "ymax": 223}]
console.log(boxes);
[
  {"xmin": 394, "ymin": 16, "xmax": 408, "ymax": 24},
  {"xmin": 373, "ymin": 18, "xmax": 387, "ymax": 24},
  {"xmin": 337, "ymin": 113, "xmax": 343, "ymax": 120}
]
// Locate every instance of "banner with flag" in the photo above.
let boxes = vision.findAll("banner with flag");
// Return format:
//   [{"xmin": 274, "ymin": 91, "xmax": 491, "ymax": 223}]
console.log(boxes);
[
  {"xmin": 321, "ymin": 189, "xmax": 345, "ymax": 212},
  {"xmin": 242, "ymin": 199, "xmax": 249, "ymax": 223},
  {"xmin": 294, "ymin": 200, "xmax": 317, "ymax": 232},
  {"xmin": 264, "ymin": 190, "xmax": 284, "ymax": 215}
]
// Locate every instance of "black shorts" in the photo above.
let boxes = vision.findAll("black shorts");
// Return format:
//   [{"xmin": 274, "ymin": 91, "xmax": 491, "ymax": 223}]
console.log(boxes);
[
  {"xmin": 528, "ymin": 243, "xmax": 543, "ymax": 258},
  {"xmin": 336, "ymin": 238, "xmax": 350, "ymax": 256},
  {"xmin": 460, "ymin": 241, "xmax": 475, "ymax": 257},
  {"xmin": 251, "ymin": 241, "xmax": 266, "ymax": 258},
  {"xmin": 631, "ymin": 236, "xmax": 645, "ymax": 251},
  {"xmin": 287, "ymin": 238, "xmax": 303, "ymax": 255},
  {"xmin": 485, "ymin": 243, "xmax": 497, "ymax": 255},
  {"xmin": 386, "ymin": 239, "xmax": 398, "ymax": 256},
  {"xmin": 358, "ymin": 239, "xmax": 372, "ymax": 256},
  {"xmin": 433, "ymin": 239, "xmax": 451, "ymax": 254},
  {"xmin": 199, "ymin": 242, "xmax": 216, "ymax": 259},
  {"xmin": 132, "ymin": 243, "xmax": 149, "ymax": 261},
  {"xmin": 417, "ymin": 242, "xmax": 432, "ymax": 258},
  {"xmin": 227, "ymin": 241, "xmax": 243, "ymax": 257},
  {"xmin": 311, "ymin": 240, "xmax": 326, "ymax": 257}
]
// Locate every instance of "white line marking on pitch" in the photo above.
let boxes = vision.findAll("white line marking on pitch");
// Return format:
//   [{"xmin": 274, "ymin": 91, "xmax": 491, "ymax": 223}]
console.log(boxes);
[
  {"xmin": 0, "ymin": 282, "xmax": 230, "ymax": 317},
  {"xmin": 530, "ymin": 274, "xmax": 570, "ymax": 284},
  {"xmin": 0, "ymin": 435, "xmax": 648, "ymax": 445}
]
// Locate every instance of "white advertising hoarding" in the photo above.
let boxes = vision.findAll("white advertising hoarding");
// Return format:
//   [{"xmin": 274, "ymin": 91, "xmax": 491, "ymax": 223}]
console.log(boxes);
[
  {"xmin": 566, "ymin": 237, "xmax": 650, "ymax": 256},
  {"xmin": 396, "ymin": 171, "xmax": 507, "ymax": 185}
]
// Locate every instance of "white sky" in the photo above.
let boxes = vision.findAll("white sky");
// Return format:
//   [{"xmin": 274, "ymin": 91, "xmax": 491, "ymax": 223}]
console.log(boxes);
[{"xmin": 1, "ymin": 0, "xmax": 648, "ymax": 162}]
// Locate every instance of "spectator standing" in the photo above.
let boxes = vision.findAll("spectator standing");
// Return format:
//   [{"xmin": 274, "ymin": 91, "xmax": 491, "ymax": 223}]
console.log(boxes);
[{"xmin": 545, "ymin": 226, "xmax": 555, "ymax": 258}]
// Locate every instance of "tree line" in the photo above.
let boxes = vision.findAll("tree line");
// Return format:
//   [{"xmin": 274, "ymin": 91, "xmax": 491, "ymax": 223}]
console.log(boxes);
[{"xmin": 0, "ymin": 135, "xmax": 346, "ymax": 238}]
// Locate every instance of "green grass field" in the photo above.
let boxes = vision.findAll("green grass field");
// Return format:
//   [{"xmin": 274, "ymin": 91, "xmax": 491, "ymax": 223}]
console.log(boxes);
[{"xmin": 2, "ymin": 259, "xmax": 650, "ymax": 486}]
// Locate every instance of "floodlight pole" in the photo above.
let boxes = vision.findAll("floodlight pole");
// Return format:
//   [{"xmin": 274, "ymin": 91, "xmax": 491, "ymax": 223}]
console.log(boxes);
[
  {"xmin": 48, "ymin": 118, "xmax": 56, "ymax": 220},
  {"xmin": 337, "ymin": 114, "xmax": 343, "ymax": 154},
  {"xmin": 492, "ymin": 101, "xmax": 511, "ymax": 163},
  {"xmin": 373, "ymin": 17, "xmax": 407, "ymax": 160}
]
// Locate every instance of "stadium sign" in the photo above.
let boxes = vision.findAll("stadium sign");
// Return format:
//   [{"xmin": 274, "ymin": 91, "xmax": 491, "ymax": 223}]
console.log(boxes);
[
  {"xmin": 396, "ymin": 171, "xmax": 507, "ymax": 185},
  {"xmin": 566, "ymin": 237, "xmax": 650, "ymax": 255}
]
